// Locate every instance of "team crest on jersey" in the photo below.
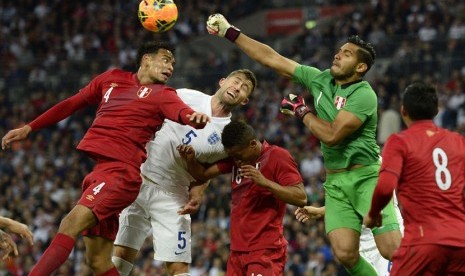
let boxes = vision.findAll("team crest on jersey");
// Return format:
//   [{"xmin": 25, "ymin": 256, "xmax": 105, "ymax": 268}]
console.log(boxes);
[
  {"xmin": 137, "ymin": 86, "xmax": 152, "ymax": 98},
  {"xmin": 208, "ymin": 132, "xmax": 221, "ymax": 145},
  {"xmin": 334, "ymin": 96, "xmax": 346, "ymax": 110}
]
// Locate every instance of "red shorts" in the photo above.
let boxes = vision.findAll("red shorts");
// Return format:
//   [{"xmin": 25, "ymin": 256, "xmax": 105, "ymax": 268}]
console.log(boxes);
[
  {"xmin": 391, "ymin": 244, "xmax": 465, "ymax": 276},
  {"xmin": 226, "ymin": 246, "xmax": 286, "ymax": 276},
  {"xmin": 78, "ymin": 159, "xmax": 141, "ymax": 240}
]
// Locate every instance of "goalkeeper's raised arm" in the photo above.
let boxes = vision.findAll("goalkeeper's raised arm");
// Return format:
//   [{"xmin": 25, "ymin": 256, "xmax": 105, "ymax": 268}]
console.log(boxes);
[{"xmin": 206, "ymin": 13, "xmax": 299, "ymax": 78}]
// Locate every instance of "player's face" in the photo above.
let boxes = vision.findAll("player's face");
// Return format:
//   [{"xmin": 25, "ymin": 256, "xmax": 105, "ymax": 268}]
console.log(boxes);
[
  {"xmin": 330, "ymin": 43, "xmax": 361, "ymax": 81},
  {"xmin": 216, "ymin": 73, "xmax": 253, "ymax": 107},
  {"xmin": 145, "ymin": 49, "xmax": 175, "ymax": 84},
  {"xmin": 224, "ymin": 141, "xmax": 259, "ymax": 166}
]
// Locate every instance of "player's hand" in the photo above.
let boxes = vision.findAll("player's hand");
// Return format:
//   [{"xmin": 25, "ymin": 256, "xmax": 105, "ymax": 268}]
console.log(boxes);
[
  {"xmin": 239, "ymin": 165, "xmax": 268, "ymax": 187},
  {"xmin": 177, "ymin": 144, "xmax": 196, "ymax": 161},
  {"xmin": 206, "ymin": 14, "xmax": 241, "ymax": 42},
  {"xmin": 280, "ymin": 94, "xmax": 311, "ymax": 120},
  {"xmin": 186, "ymin": 112, "xmax": 210, "ymax": 129},
  {"xmin": 178, "ymin": 184, "xmax": 205, "ymax": 215},
  {"xmin": 0, "ymin": 230, "xmax": 18, "ymax": 260},
  {"xmin": 4, "ymin": 219, "xmax": 33, "ymax": 246},
  {"xmin": 1, "ymin": 125, "xmax": 32, "ymax": 150},
  {"xmin": 363, "ymin": 213, "xmax": 382, "ymax": 229},
  {"xmin": 295, "ymin": 206, "xmax": 325, "ymax": 222}
]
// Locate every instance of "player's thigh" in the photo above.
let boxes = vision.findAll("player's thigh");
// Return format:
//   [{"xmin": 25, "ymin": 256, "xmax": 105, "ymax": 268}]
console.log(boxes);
[
  {"xmin": 245, "ymin": 246, "xmax": 286, "ymax": 276},
  {"xmin": 150, "ymin": 187, "xmax": 191, "ymax": 263},
  {"xmin": 324, "ymin": 173, "xmax": 361, "ymax": 234},
  {"xmin": 80, "ymin": 161, "xmax": 142, "ymax": 240},
  {"xmin": 114, "ymin": 185, "xmax": 152, "ymax": 251}
]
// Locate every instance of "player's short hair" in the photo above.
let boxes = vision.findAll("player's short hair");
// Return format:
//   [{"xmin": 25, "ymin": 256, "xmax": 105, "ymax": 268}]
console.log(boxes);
[
  {"xmin": 221, "ymin": 120, "xmax": 257, "ymax": 149},
  {"xmin": 136, "ymin": 41, "xmax": 176, "ymax": 68},
  {"xmin": 347, "ymin": 35, "xmax": 376, "ymax": 73},
  {"xmin": 402, "ymin": 81, "xmax": 438, "ymax": 120},
  {"xmin": 227, "ymin": 69, "xmax": 257, "ymax": 95}
]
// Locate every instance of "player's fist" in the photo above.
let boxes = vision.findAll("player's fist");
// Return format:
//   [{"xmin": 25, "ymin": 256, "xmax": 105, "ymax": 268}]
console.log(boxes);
[
  {"xmin": 206, "ymin": 13, "xmax": 241, "ymax": 42},
  {"xmin": 280, "ymin": 94, "xmax": 311, "ymax": 120}
]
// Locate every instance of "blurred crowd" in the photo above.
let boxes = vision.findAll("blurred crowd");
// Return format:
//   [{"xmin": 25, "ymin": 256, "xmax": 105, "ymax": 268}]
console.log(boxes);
[{"xmin": 1, "ymin": 0, "xmax": 465, "ymax": 275}]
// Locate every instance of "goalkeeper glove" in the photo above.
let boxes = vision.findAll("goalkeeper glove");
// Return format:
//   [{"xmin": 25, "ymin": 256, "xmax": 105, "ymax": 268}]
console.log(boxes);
[
  {"xmin": 280, "ymin": 94, "xmax": 311, "ymax": 120},
  {"xmin": 206, "ymin": 13, "xmax": 241, "ymax": 42}
]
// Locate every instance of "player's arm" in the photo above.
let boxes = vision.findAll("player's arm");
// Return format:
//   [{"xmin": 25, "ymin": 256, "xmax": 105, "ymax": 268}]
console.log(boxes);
[
  {"xmin": 178, "ymin": 180, "xmax": 210, "ymax": 215},
  {"xmin": 2, "ymin": 93, "xmax": 88, "ymax": 150},
  {"xmin": 364, "ymin": 136, "xmax": 404, "ymax": 228},
  {"xmin": 280, "ymin": 95, "xmax": 364, "ymax": 146},
  {"xmin": 0, "ymin": 216, "xmax": 34, "ymax": 247},
  {"xmin": 303, "ymin": 110, "xmax": 362, "ymax": 146},
  {"xmin": 295, "ymin": 206, "xmax": 325, "ymax": 222},
  {"xmin": 239, "ymin": 164, "xmax": 307, "ymax": 207},
  {"xmin": 161, "ymin": 89, "xmax": 210, "ymax": 129},
  {"xmin": 177, "ymin": 145, "xmax": 221, "ymax": 182},
  {"xmin": 206, "ymin": 14, "xmax": 299, "ymax": 78}
]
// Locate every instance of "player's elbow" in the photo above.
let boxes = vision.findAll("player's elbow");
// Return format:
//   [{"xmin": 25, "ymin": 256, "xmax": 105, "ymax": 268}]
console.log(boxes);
[
  {"xmin": 322, "ymin": 136, "xmax": 342, "ymax": 147},
  {"xmin": 294, "ymin": 184, "xmax": 308, "ymax": 207}
]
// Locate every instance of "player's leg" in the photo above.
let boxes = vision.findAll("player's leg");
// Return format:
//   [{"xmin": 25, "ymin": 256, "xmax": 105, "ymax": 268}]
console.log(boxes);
[
  {"xmin": 371, "ymin": 199, "xmax": 401, "ymax": 260},
  {"xmin": 84, "ymin": 235, "xmax": 116, "ymax": 274},
  {"xmin": 113, "ymin": 181, "xmax": 154, "ymax": 275},
  {"xmin": 29, "ymin": 204, "xmax": 98, "ymax": 275},
  {"xmin": 150, "ymin": 183, "xmax": 191, "ymax": 275},
  {"xmin": 348, "ymin": 164, "xmax": 401, "ymax": 261},
  {"xmin": 359, "ymin": 226, "xmax": 393, "ymax": 276},
  {"xmin": 325, "ymin": 166, "xmax": 381, "ymax": 275},
  {"xmin": 80, "ymin": 161, "xmax": 142, "ymax": 275}
]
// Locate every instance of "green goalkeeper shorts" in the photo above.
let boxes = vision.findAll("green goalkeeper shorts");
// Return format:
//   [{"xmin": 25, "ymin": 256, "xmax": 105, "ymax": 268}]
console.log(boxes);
[{"xmin": 324, "ymin": 163, "xmax": 399, "ymax": 235}]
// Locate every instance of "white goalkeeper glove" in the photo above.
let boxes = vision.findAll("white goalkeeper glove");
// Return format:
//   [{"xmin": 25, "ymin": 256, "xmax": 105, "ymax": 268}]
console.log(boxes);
[{"xmin": 206, "ymin": 13, "xmax": 241, "ymax": 42}]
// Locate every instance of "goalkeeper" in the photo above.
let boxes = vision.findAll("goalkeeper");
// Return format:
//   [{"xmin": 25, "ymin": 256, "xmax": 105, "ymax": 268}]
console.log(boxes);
[{"xmin": 206, "ymin": 14, "xmax": 401, "ymax": 276}]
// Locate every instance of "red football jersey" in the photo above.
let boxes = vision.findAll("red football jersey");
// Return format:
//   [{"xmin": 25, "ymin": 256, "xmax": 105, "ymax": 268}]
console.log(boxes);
[
  {"xmin": 218, "ymin": 141, "xmax": 303, "ymax": 251},
  {"xmin": 380, "ymin": 121, "xmax": 465, "ymax": 247},
  {"xmin": 30, "ymin": 69, "xmax": 195, "ymax": 168}
]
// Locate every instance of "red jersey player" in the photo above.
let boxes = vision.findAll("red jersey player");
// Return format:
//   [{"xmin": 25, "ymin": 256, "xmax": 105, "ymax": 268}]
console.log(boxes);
[
  {"xmin": 178, "ymin": 120, "xmax": 307, "ymax": 276},
  {"xmin": 364, "ymin": 81, "xmax": 465, "ymax": 275},
  {"xmin": 1, "ymin": 41, "xmax": 209, "ymax": 275}
]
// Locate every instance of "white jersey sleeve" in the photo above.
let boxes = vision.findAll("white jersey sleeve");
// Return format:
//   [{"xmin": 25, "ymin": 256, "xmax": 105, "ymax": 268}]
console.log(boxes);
[{"xmin": 140, "ymin": 88, "xmax": 231, "ymax": 194}]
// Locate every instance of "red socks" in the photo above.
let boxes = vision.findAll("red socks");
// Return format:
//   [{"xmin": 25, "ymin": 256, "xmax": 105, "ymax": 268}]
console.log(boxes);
[
  {"xmin": 29, "ymin": 233, "xmax": 75, "ymax": 276},
  {"xmin": 97, "ymin": 267, "xmax": 120, "ymax": 276}
]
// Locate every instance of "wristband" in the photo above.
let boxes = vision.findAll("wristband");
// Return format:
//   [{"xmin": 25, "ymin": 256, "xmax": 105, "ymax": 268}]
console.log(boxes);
[{"xmin": 225, "ymin": 27, "xmax": 240, "ymax": 42}]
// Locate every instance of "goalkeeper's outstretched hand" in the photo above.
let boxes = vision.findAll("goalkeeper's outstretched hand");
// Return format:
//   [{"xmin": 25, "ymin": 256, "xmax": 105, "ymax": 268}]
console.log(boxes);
[
  {"xmin": 280, "ymin": 94, "xmax": 311, "ymax": 120},
  {"xmin": 206, "ymin": 13, "xmax": 241, "ymax": 42}
]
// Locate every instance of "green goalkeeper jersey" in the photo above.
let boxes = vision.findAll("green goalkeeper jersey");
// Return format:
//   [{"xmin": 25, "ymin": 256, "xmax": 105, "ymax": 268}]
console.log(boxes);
[{"xmin": 292, "ymin": 65, "xmax": 379, "ymax": 169}]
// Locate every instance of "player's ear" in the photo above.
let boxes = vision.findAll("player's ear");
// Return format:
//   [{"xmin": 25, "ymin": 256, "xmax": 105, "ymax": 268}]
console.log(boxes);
[
  {"xmin": 356, "ymin": 62, "xmax": 367, "ymax": 74},
  {"xmin": 218, "ymin": 78, "xmax": 227, "ymax": 87},
  {"xmin": 240, "ymin": 98, "xmax": 250, "ymax": 105}
]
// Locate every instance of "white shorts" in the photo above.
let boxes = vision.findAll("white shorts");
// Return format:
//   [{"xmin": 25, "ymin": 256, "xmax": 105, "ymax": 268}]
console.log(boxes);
[
  {"xmin": 360, "ymin": 194, "xmax": 404, "ymax": 276},
  {"xmin": 114, "ymin": 179, "xmax": 192, "ymax": 263}
]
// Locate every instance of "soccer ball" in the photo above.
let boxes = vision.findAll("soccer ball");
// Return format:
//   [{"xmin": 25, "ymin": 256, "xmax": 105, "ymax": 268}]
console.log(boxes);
[{"xmin": 138, "ymin": 0, "xmax": 178, "ymax": 32}]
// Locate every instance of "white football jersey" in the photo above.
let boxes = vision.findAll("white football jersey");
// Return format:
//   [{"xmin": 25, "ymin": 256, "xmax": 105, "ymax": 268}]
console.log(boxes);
[{"xmin": 141, "ymin": 88, "xmax": 230, "ymax": 193}]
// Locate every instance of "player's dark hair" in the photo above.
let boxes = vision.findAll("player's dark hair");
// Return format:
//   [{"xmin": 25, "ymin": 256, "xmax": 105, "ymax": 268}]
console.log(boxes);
[
  {"xmin": 221, "ymin": 120, "xmax": 257, "ymax": 149},
  {"xmin": 136, "ymin": 41, "xmax": 176, "ymax": 68},
  {"xmin": 402, "ymin": 81, "xmax": 438, "ymax": 120},
  {"xmin": 227, "ymin": 69, "xmax": 258, "ymax": 95},
  {"xmin": 347, "ymin": 35, "xmax": 376, "ymax": 73}
]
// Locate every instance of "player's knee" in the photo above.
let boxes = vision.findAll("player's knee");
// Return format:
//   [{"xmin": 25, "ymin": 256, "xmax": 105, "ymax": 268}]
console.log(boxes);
[
  {"xmin": 332, "ymin": 247, "xmax": 359, "ymax": 267},
  {"xmin": 376, "ymin": 231, "xmax": 402, "ymax": 261},
  {"xmin": 378, "ymin": 242, "xmax": 399, "ymax": 261},
  {"xmin": 112, "ymin": 256, "xmax": 134, "ymax": 276},
  {"xmin": 85, "ymin": 252, "xmax": 112, "ymax": 273}
]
